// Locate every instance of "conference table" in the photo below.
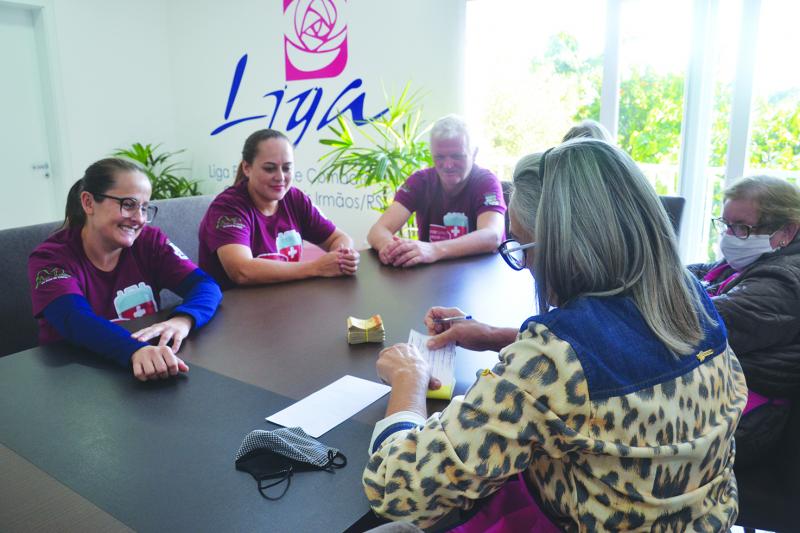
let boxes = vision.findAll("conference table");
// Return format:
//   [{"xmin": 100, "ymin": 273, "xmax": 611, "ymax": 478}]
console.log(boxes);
[{"xmin": 0, "ymin": 251, "xmax": 535, "ymax": 532}]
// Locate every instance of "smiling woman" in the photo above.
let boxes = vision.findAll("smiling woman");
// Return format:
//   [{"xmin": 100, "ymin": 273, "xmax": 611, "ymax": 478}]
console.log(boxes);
[
  {"xmin": 27, "ymin": 158, "xmax": 222, "ymax": 381},
  {"xmin": 198, "ymin": 128, "xmax": 359, "ymax": 289}
]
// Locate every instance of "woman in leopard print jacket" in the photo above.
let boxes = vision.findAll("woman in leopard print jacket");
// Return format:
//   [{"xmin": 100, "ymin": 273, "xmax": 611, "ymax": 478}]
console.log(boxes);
[{"xmin": 363, "ymin": 140, "xmax": 747, "ymax": 532}]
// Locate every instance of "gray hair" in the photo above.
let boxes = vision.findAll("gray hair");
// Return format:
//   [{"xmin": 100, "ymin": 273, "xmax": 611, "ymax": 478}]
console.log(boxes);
[
  {"xmin": 562, "ymin": 119, "xmax": 613, "ymax": 143},
  {"xmin": 512, "ymin": 138, "xmax": 711, "ymax": 356},
  {"xmin": 724, "ymin": 175, "xmax": 800, "ymax": 230},
  {"xmin": 430, "ymin": 114, "xmax": 474, "ymax": 152},
  {"xmin": 509, "ymin": 152, "xmax": 544, "ymax": 234}
]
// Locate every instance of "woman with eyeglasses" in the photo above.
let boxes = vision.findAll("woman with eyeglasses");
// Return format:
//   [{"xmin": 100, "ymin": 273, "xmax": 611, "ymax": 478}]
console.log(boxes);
[
  {"xmin": 28, "ymin": 158, "xmax": 222, "ymax": 381},
  {"xmin": 362, "ymin": 139, "xmax": 746, "ymax": 531},
  {"xmin": 689, "ymin": 175, "xmax": 800, "ymax": 467}
]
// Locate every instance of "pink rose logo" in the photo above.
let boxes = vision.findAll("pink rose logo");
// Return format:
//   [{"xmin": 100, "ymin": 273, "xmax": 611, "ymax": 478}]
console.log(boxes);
[{"xmin": 284, "ymin": 0, "xmax": 348, "ymax": 81}]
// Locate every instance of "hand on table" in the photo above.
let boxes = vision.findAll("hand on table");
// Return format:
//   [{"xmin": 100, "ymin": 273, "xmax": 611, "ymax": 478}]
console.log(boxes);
[
  {"xmin": 130, "ymin": 345, "xmax": 189, "ymax": 382},
  {"xmin": 132, "ymin": 315, "xmax": 193, "ymax": 353},
  {"xmin": 377, "ymin": 343, "xmax": 441, "ymax": 391},
  {"xmin": 424, "ymin": 306, "xmax": 498, "ymax": 351},
  {"xmin": 378, "ymin": 236, "xmax": 440, "ymax": 268}
]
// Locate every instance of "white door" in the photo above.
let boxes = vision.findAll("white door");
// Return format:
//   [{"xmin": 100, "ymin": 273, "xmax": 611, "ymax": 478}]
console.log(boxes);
[{"xmin": 0, "ymin": 4, "xmax": 57, "ymax": 229}]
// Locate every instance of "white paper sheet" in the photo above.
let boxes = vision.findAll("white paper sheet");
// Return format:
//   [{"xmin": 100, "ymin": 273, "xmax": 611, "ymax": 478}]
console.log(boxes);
[
  {"xmin": 266, "ymin": 375, "xmax": 391, "ymax": 437},
  {"xmin": 408, "ymin": 329, "xmax": 456, "ymax": 399}
]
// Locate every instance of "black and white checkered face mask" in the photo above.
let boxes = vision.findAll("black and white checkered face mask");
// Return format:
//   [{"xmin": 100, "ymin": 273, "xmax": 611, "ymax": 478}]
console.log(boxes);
[{"xmin": 235, "ymin": 427, "xmax": 347, "ymax": 500}]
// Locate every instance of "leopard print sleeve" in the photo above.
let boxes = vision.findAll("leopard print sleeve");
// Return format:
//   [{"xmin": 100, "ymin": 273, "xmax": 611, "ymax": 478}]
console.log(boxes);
[{"xmin": 362, "ymin": 322, "xmax": 588, "ymax": 527}]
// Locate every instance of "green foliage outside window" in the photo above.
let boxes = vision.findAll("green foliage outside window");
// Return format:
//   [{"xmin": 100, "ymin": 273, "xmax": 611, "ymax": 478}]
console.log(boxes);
[{"xmin": 482, "ymin": 32, "xmax": 800, "ymax": 260}]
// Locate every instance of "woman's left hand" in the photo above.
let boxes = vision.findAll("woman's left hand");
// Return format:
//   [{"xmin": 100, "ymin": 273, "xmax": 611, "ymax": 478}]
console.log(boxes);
[
  {"xmin": 377, "ymin": 343, "xmax": 440, "ymax": 390},
  {"xmin": 131, "ymin": 315, "xmax": 193, "ymax": 353}
]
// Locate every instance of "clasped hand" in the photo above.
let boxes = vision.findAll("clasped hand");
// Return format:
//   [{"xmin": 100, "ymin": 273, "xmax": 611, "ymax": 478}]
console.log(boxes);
[
  {"xmin": 130, "ymin": 315, "xmax": 193, "ymax": 381},
  {"xmin": 378, "ymin": 236, "xmax": 439, "ymax": 268},
  {"xmin": 315, "ymin": 246, "xmax": 360, "ymax": 277}
]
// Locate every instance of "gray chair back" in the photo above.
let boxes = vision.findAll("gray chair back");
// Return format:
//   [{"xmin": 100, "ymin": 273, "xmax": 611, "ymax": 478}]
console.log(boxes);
[
  {"xmin": 0, "ymin": 221, "xmax": 61, "ymax": 356},
  {"xmin": 659, "ymin": 195, "xmax": 686, "ymax": 237},
  {"xmin": 150, "ymin": 195, "xmax": 213, "ymax": 264},
  {"xmin": 149, "ymin": 194, "xmax": 215, "ymax": 308},
  {"xmin": 0, "ymin": 194, "xmax": 214, "ymax": 357}
]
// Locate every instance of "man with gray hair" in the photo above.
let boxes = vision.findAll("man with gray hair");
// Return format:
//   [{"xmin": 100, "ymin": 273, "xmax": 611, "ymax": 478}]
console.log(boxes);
[{"xmin": 367, "ymin": 115, "xmax": 506, "ymax": 267}]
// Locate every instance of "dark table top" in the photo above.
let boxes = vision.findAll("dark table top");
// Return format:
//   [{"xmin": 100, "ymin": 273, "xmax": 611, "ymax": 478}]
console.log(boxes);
[{"xmin": 0, "ymin": 251, "xmax": 535, "ymax": 532}]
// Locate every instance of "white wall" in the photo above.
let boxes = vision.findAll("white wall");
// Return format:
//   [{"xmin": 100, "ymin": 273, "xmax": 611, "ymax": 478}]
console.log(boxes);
[
  {"xmin": 46, "ymin": 0, "xmax": 178, "ymax": 193},
  {"xmin": 21, "ymin": 0, "xmax": 466, "ymax": 244}
]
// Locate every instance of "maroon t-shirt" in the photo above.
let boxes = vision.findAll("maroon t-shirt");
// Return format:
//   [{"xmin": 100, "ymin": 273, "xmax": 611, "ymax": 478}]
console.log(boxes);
[
  {"xmin": 198, "ymin": 180, "xmax": 336, "ymax": 289},
  {"xmin": 28, "ymin": 225, "xmax": 198, "ymax": 344},
  {"xmin": 393, "ymin": 164, "xmax": 506, "ymax": 242}
]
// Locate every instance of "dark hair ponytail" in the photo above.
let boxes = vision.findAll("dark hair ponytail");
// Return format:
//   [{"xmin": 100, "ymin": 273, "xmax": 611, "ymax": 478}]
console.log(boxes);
[
  {"xmin": 234, "ymin": 129, "xmax": 291, "ymax": 185},
  {"xmin": 63, "ymin": 157, "xmax": 143, "ymax": 228}
]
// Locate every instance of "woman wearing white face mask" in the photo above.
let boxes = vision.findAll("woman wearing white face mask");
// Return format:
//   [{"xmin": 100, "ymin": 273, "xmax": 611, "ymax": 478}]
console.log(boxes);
[{"xmin": 689, "ymin": 175, "xmax": 800, "ymax": 467}]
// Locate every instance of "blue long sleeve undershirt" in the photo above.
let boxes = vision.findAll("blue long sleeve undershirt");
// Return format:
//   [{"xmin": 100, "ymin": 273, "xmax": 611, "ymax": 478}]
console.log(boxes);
[
  {"xmin": 42, "ymin": 269, "xmax": 222, "ymax": 367},
  {"xmin": 170, "ymin": 269, "xmax": 223, "ymax": 330}
]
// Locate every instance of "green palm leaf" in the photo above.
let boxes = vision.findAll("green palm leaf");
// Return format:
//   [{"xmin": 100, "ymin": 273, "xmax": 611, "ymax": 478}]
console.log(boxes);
[
  {"xmin": 312, "ymin": 83, "xmax": 433, "ymax": 216},
  {"xmin": 112, "ymin": 143, "xmax": 200, "ymax": 199}
]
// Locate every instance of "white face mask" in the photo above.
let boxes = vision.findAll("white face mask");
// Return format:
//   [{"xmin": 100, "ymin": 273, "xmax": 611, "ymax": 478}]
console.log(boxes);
[{"xmin": 719, "ymin": 232, "xmax": 775, "ymax": 271}]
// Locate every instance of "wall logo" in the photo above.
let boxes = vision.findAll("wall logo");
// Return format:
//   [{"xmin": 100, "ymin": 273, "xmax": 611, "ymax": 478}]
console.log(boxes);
[
  {"xmin": 284, "ymin": 0, "xmax": 347, "ymax": 81},
  {"xmin": 212, "ymin": 0, "xmax": 386, "ymax": 144}
]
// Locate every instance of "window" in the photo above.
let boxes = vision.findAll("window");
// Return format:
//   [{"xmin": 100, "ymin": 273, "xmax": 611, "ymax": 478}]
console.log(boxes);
[
  {"xmin": 747, "ymin": 1, "xmax": 800, "ymax": 184},
  {"xmin": 465, "ymin": 0, "xmax": 605, "ymax": 181},
  {"xmin": 465, "ymin": 0, "xmax": 799, "ymax": 261},
  {"xmin": 617, "ymin": 0, "xmax": 692, "ymax": 195},
  {"xmin": 701, "ymin": 2, "xmax": 742, "ymax": 260},
  {"xmin": 704, "ymin": 1, "xmax": 799, "ymax": 261}
]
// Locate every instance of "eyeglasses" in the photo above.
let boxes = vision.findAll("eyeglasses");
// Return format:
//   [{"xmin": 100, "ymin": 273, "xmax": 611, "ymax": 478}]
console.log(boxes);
[
  {"xmin": 90, "ymin": 192, "xmax": 158, "ymax": 223},
  {"xmin": 498, "ymin": 238, "xmax": 537, "ymax": 270},
  {"xmin": 712, "ymin": 217, "xmax": 764, "ymax": 240}
]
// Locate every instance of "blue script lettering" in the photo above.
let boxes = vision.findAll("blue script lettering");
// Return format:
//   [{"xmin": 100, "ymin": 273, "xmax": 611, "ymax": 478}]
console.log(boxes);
[{"xmin": 211, "ymin": 54, "xmax": 387, "ymax": 144}]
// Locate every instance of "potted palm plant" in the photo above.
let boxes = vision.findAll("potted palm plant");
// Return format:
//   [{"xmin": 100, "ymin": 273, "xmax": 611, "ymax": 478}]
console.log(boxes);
[
  {"xmin": 312, "ymin": 85, "xmax": 432, "ymax": 236},
  {"xmin": 113, "ymin": 143, "xmax": 200, "ymax": 199}
]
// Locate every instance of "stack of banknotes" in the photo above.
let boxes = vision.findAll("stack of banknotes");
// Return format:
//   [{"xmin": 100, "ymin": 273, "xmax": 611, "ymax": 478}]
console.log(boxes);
[{"xmin": 347, "ymin": 315, "xmax": 386, "ymax": 344}]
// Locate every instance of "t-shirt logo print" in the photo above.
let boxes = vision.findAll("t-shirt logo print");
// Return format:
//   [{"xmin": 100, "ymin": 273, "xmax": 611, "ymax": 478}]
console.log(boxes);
[
  {"xmin": 284, "ymin": 0, "xmax": 348, "ymax": 81},
  {"xmin": 484, "ymin": 193, "xmax": 500, "ymax": 207},
  {"xmin": 429, "ymin": 212, "xmax": 469, "ymax": 242},
  {"xmin": 34, "ymin": 267, "xmax": 71, "ymax": 289},
  {"xmin": 276, "ymin": 229, "xmax": 303, "ymax": 262},
  {"xmin": 216, "ymin": 215, "xmax": 246, "ymax": 230},
  {"xmin": 256, "ymin": 229, "xmax": 304, "ymax": 262},
  {"xmin": 113, "ymin": 282, "xmax": 158, "ymax": 321}
]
